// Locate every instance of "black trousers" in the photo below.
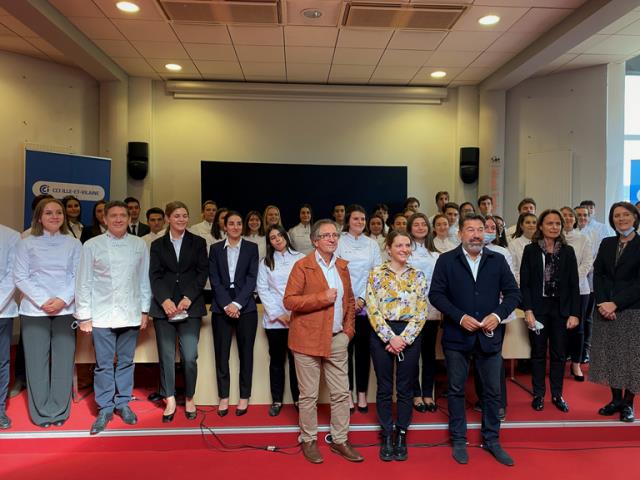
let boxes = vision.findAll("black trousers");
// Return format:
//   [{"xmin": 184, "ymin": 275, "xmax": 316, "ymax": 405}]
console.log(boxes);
[
  {"xmin": 529, "ymin": 298, "xmax": 568, "ymax": 398},
  {"xmin": 370, "ymin": 323, "xmax": 421, "ymax": 435},
  {"xmin": 212, "ymin": 311, "xmax": 258, "ymax": 399},
  {"xmin": 154, "ymin": 317, "xmax": 201, "ymax": 398},
  {"xmin": 347, "ymin": 315, "xmax": 372, "ymax": 394},
  {"xmin": 445, "ymin": 345, "xmax": 502, "ymax": 445},
  {"xmin": 265, "ymin": 329, "xmax": 299, "ymax": 403},
  {"xmin": 568, "ymin": 294, "xmax": 589, "ymax": 363},
  {"xmin": 412, "ymin": 321, "xmax": 439, "ymax": 398}
]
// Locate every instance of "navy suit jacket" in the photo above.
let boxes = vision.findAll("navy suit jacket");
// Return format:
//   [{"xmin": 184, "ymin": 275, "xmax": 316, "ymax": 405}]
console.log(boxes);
[
  {"xmin": 429, "ymin": 245, "xmax": 521, "ymax": 353},
  {"xmin": 208, "ymin": 239, "xmax": 259, "ymax": 314}
]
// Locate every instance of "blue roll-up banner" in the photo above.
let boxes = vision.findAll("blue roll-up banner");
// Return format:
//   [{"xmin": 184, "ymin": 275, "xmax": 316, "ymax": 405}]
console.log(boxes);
[
  {"xmin": 24, "ymin": 149, "xmax": 111, "ymax": 229},
  {"xmin": 631, "ymin": 159, "xmax": 640, "ymax": 203}
]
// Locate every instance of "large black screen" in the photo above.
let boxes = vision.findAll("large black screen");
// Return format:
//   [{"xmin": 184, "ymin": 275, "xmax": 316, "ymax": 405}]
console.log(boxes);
[{"xmin": 201, "ymin": 161, "xmax": 407, "ymax": 228}]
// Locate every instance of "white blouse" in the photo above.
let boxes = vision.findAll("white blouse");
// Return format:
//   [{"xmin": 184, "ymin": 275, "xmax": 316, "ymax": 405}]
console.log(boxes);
[
  {"xmin": 14, "ymin": 231, "xmax": 81, "ymax": 317},
  {"xmin": 336, "ymin": 232, "xmax": 383, "ymax": 303},
  {"xmin": 257, "ymin": 249, "xmax": 305, "ymax": 329},
  {"xmin": 433, "ymin": 236, "xmax": 457, "ymax": 253},
  {"xmin": 508, "ymin": 235, "xmax": 531, "ymax": 286},
  {"xmin": 288, "ymin": 223, "xmax": 313, "ymax": 255},
  {"xmin": 243, "ymin": 234, "xmax": 267, "ymax": 260},
  {"xmin": 408, "ymin": 242, "xmax": 441, "ymax": 320},
  {"xmin": 0, "ymin": 225, "xmax": 20, "ymax": 318},
  {"xmin": 564, "ymin": 230, "xmax": 594, "ymax": 295},
  {"xmin": 75, "ymin": 232, "xmax": 151, "ymax": 328}
]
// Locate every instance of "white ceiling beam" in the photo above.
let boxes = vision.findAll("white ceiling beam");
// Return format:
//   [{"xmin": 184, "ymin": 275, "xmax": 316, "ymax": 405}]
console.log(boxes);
[
  {"xmin": 481, "ymin": 0, "xmax": 639, "ymax": 91},
  {"xmin": 0, "ymin": 0, "xmax": 127, "ymax": 82}
]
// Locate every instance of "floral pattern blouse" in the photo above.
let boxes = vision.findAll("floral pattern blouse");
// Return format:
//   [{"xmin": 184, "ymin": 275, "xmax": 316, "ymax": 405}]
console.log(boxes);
[{"xmin": 366, "ymin": 261, "xmax": 428, "ymax": 344}]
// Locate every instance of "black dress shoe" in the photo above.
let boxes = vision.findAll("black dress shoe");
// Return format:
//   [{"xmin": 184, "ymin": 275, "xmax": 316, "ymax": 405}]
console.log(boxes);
[
  {"xmin": 483, "ymin": 443, "xmax": 514, "ymax": 466},
  {"xmin": 217, "ymin": 408, "xmax": 228, "ymax": 417},
  {"xmin": 394, "ymin": 429, "xmax": 408, "ymax": 461},
  {"xmin": 531, "ymin": 396, "xmax": 544, "ymax": 411},
  {"xmin": 357, "ymin": 405, "xmax": 369, "ymax": 413},
  {"xmin": 236, "ymin": 406, "xmax": 249, "ymax": 416},
  {"xmin": 268, "ymin": 403, "xmax": 282, "ymax": 417},
  {"xmin": 39, "ymin": 422, "xmax": 51, "ymax": 428},
  {"xmin": 147, "ymin": 392, "xmax": 163, "ymax": 402},
  {"xmin": 452, "ymin": 443, "xmax": 468, "ymax": 464},
  {"xmin": 413, "ymin": 402, "xmax": 427, "ymax": 413},
  {"xmin": 349, "ymin": 407, "xmax": 355, "ymax": 414},
  {"xmin": 185, "ymin": 410, "xmax": 197, "ymax": 420},
  {"xmin": 498, "ymin": 408, "xmax": 506, "ymax": 421},
  {"xmin": 0, "ymin": 411, "xmax": 11, "ymax": 430},
  {"xmin": 116, "ymin": 406, "xmax": 138, "ymax": 425},
  {"xmin": 379, "ymin": 435, "xmax": 394, "ymax": 462},
  {"xmin": 90, "ymin": 411, "xmax": 113, "ymax": 435},
  {"xmin": 620, "ymin": 405, "xmax": 635, "ymax": 423},
  {"xmin": 53, "ymin": 419, "xmax": 66, "ymax": 427},
  {"xmin": 8, "ymin": 378, "xmax": 25, "ymax": 399},
  {"xmin": 599, "ymin": 402, "xmax": 621, "ymax": 416},
  {"xmin": 552, "ymin": 396, "xmax": 569, "ymax": 413}
]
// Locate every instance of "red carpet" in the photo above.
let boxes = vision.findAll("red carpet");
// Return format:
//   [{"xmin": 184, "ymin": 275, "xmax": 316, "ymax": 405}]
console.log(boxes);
[{"xmin": 1, "ymin": 367, "xmax": 639, "ymax": 478}]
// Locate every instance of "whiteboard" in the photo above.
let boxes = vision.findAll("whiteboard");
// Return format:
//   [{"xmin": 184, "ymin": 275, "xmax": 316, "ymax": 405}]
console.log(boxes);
[{"xmin": 525, "ymin": 150, "xmax": 573, "ymax": 211}]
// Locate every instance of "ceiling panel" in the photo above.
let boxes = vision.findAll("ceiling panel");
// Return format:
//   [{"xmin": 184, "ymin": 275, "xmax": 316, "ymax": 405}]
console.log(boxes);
[
  {"xmin": 286, "ymin": 63, "xmax": 331, "ymax": 82},
  {"xmin": 485, "ymin": 30, "xmax": 540, "ymax": 52},
  {"xmin": 454, "ymin": 65, "xmax": 495, "ymax": 81},
  {"xmin": 112, "ymin": 56, "xmax": 156, "ymax": 75},
  {"xmin": 0, "ymin": 15, "xmax": 40, "ymax": 37},
  {"xmin": 328, "ymin": 64, "xmax": 376, "ymax": 78},
  {"xmin": 93, "ymin": 0, "xmax": 165, "ymax": 21},
  {"xmin": 112, "ymin": 19, "xmax": 177, "ymax": 42},
  {"xmin": 69, "ymin": 17, "xmax": 124, "ymax": 40},
  {"xmin": 473, "ymin": 0, "xmax": 585, "ymax": 7},
  {"xmin": 451, "ymin": 6, "xmax": 529, "ymax": 32},
  {"xmin": 147, "ymin": 58, "xmax": 198, "ymax": 73},
  {"xmin": 586, "ymin": 35, "xmax": 640, "ymax": 55},
  {"xmin": 194, "ymin": 60, "xmax": 244, "ymax": 76},
  {"xmin": 387, "ymin": 30, "xmax": 446, "ymax": 50},
  {"xmin": 242, "ymin": 62, "xmax": 287, "ymax": 76},
  {"xmin": 228, "ymin": 25, "xmax": 284, "ymax": 46},
  {"xmin": 438, "ymin": 31, "xmax": 502, "ymax": 51},
  {"xmin": 235, "ymin": 45, "xmax": 285, "ymax": 62},
  {"xmin": 568, "ymin": 34, "xmax": 607, "ymax": 54},
  {"xmin": 423, "ymin": 49, "xmax": 478, "ymax": 67},
  {"xmin": 0, "ymin": 36, "xmax": 44, "ymax": 56},
  {"xmin": 470, "ymin": 50, "xmax": 514, "ymax": 68},
  {"xmin": 284, "ymin": 26, "xmax": 339, "ymax": 47},
  {"xmin": 371, "ymin": 65, "xmax": 420, "ymax": 81},
  {"xmin": 333, "ymin": 47, "xmax": 384, "ymax": 65},
  {"xmin": 172, "ymin": 24, "xmax": 231, "ymax": 44},
  {"xmin": 378, "ymin": 49, "xmax": 431, "ymax": 67},
  {"xmin": 94, "ymin": 39, "xmax": 141, "ymax": 57},
  {"xmin": 130, "ymin": 41, "xmax": 189, "ymax": 59},
  {"xmin": 508, "ymin": 8, "xmax": 573, "ymax": 33},
  {"xmin": 337, "ymin": 28, "xmax": 394, "ymax": 48},
  {"xmin": 285, "ymin": 46, "xmax": 334, "ymax": 64},
  {"xmin": 598, "ymin": 11, "xmax": 640, "ymax": 35},
  {"xmin": 616, "ymin": 19, "xmax": 640, "ymax": 36},
  {"xmin": 49, "ymin": 0, "xmax": 104, "ymax": 18},
  {"xmin": 183, "ymin": 43, "xmax": 237, "ymax": 61}
]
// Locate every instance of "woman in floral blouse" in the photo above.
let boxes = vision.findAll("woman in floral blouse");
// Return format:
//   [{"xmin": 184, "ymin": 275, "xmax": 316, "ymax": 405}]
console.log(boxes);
[{"xmin": 366, "ymin": 230, "xmax": 428, "ymax": 462}]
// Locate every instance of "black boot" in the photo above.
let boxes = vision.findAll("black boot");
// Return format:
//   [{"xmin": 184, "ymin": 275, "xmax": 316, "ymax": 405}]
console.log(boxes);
[
  {"xmin": 394, "ymin": 429, "xmax": 408, "ymax": 461},
  {"xmin": 379, "ymin": 434, "xmax": 394, "ymax": 462}
]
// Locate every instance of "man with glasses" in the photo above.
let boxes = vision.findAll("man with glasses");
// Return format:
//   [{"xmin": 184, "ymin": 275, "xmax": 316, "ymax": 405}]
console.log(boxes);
[
  {"xmin": 284, "ymin": 219, "xmax": 362, "ymax": 464},
  {"xmin": 429, "ymin": 214, "xmax": 520, "ymax": 466}
]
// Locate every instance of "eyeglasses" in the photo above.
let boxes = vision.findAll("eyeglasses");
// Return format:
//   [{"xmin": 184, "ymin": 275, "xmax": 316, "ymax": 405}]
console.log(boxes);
[{"xmin": 317, "ymin": 233, "xmax": 339, "ymax": 240}]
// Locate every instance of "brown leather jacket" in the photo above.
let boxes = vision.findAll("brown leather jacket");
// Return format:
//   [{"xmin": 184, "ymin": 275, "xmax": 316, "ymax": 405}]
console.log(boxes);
[{"xmin": 284, "ymin": 252, "xmax": 355, "ymax": 357}]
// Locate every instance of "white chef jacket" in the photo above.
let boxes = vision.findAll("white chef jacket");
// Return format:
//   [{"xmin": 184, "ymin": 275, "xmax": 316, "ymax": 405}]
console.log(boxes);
[
  {"xmin": 408, "ymin": 242, "xmax": 440, "ymax": 320},
  {"xmin": 288, "ymin": 223, "xmax": 314, "ymax": 256},
  {"xmin": 0, "ymin": 225, "xmax": 20, "ymax": 318},
  {"xmin": 565, "ymin": 230, "xmax": 594, "ymax": 295},
  {"xmin": 336, "ymin": 232, "xmax": 382, "ymax": 303}
]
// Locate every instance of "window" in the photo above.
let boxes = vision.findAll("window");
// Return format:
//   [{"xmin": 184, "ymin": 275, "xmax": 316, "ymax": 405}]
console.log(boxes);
[{"xmin": 624, "ymin": 75, "xmax": 640, "ymax": 202}]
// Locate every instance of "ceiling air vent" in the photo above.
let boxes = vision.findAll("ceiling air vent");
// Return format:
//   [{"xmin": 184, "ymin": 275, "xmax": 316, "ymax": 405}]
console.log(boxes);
[
  {"xmin": 343, "ymin": 3, "xmax": 465, "ymax": 30},
  {"xmin": 159, "ymin": 0, "xmax": 281, "ymax": 25}
]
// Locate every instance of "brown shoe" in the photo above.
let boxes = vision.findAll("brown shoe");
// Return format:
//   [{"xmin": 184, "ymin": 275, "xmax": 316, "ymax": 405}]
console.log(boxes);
[
  {"xmin": 301, "ymin": 440, "xmax": 323, "ymax": 464},
  {"xmin": 330, "ymin": 441, "xmax": 364, "ymax": 462}
]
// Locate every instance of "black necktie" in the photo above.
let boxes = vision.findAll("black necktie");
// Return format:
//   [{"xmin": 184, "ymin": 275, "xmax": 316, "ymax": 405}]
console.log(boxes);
[{"xmin": 131, "ymin": 225, "xmax": 136, "ymax": 235}]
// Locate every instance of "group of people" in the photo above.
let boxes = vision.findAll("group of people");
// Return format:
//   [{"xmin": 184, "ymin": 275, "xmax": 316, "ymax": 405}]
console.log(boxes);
[{"xmin": 0, "ymin": 190, "xmax": 638, "ymax": 468}]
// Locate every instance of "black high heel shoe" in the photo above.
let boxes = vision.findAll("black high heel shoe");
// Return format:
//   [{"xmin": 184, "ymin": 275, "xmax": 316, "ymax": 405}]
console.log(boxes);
[
  {"xmin": 185, "ymin": 409, "xmax": 197, "ymax": 420},
  {"xmin": 162, "ymin": 410, "xmax": 175, "ymax": 423}
]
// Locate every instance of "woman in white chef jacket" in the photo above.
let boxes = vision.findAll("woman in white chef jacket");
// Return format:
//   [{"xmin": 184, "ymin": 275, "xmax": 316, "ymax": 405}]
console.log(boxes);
[
  {"xmin": 432, "ymin": 214, "xmax": 457, "ymax": 253},
  {"xmin": 367, "ymin": 214, "xmax": 386, "ymax": 253},
  {"xmin": 288, "ymin": 204, "xmax": 314, "ymax": 255},
  {"xmin": 507, "ymin": 212, "xmax": 537, "ymax": 286},
  {"xmin": 336, "ymin": 204, "xmax": 382, "ymax": 413},
  {"xmin": 257, "ymin": 224, "xmax": 304, "ymax": 417},
  {"xmin": 560, "ymin": 206, "xmax": 593, "ymax": 382},
  {"xmin": 407, "ymin": 213, "xmax": 441, "ymax": 413}
]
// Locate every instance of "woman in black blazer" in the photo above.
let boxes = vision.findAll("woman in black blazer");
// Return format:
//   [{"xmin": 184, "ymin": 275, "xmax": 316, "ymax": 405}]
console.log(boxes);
[
  {"xmin": 520, "ymin": 209, "xmax": 580, "ymax": 413},
  {"xmin": 591, "ymin": 202, "xmax": 640, "ymax": 422},
  {"xmin": 150, "ymin": 201, "xmax": 208, "ymax": 422},
  {"xmin": 209, "ymin": 211, "xmax": 259, "ymax": 417}
]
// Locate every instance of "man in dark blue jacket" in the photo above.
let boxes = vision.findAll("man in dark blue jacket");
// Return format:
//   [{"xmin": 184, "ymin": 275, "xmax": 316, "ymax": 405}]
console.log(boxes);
[{"xmin": 429, "ymin": 214, "xmax": 520, "ymax": 466}]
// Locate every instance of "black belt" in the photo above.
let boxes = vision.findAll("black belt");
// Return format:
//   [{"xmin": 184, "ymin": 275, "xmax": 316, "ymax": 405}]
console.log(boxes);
[{"xmin": 332, "ymin": 331, "xmax": 342, "ymax": 337}]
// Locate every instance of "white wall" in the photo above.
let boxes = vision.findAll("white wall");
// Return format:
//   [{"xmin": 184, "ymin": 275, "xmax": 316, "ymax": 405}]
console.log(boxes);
[
  {"xmin": 504, "ymin": 65, "xmax": 609, "ymax": 225},
  {"xmin": 148, "ymin": 83, "xmax": 465, "ymax": 219},
  {"xmin": 0, "ymin": 51, "xmax": 99, "ymax": 230}
]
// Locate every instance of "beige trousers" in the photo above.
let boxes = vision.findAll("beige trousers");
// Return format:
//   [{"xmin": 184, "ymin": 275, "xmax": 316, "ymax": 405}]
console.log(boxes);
[{"xmin": 293, "ymin": 332, "xmax": 350, "ymax": 444}]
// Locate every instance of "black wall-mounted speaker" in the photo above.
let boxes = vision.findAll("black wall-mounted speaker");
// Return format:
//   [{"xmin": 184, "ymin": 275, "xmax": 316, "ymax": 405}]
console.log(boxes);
[
  {"xmin": 460, "ymin": 147, "xmax": 479, "ymax": 184},
  {"xmin": 127, "ymin": 142, "xmax": 148, "ymax": 180}
]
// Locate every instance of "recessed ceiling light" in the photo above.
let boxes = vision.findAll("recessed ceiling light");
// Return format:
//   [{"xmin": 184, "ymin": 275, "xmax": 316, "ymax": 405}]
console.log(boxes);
[
  {"xmin": 165, "ymin": 63, "xmax": 182, "ymax": 72},
  {"xmin": 302, "ymin": 8, "xmax": 322, "ymax": 19},
  {"xmin": 116, "ymin": 2, "xmax": 140, "ymax": 13},
  {"xmin": 430, "ymin": 71, "xmax": 447, "ymax": 79},
  {"xmin": 478, "ymin": 15, "xmax": 500, "ymax": 26}
]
